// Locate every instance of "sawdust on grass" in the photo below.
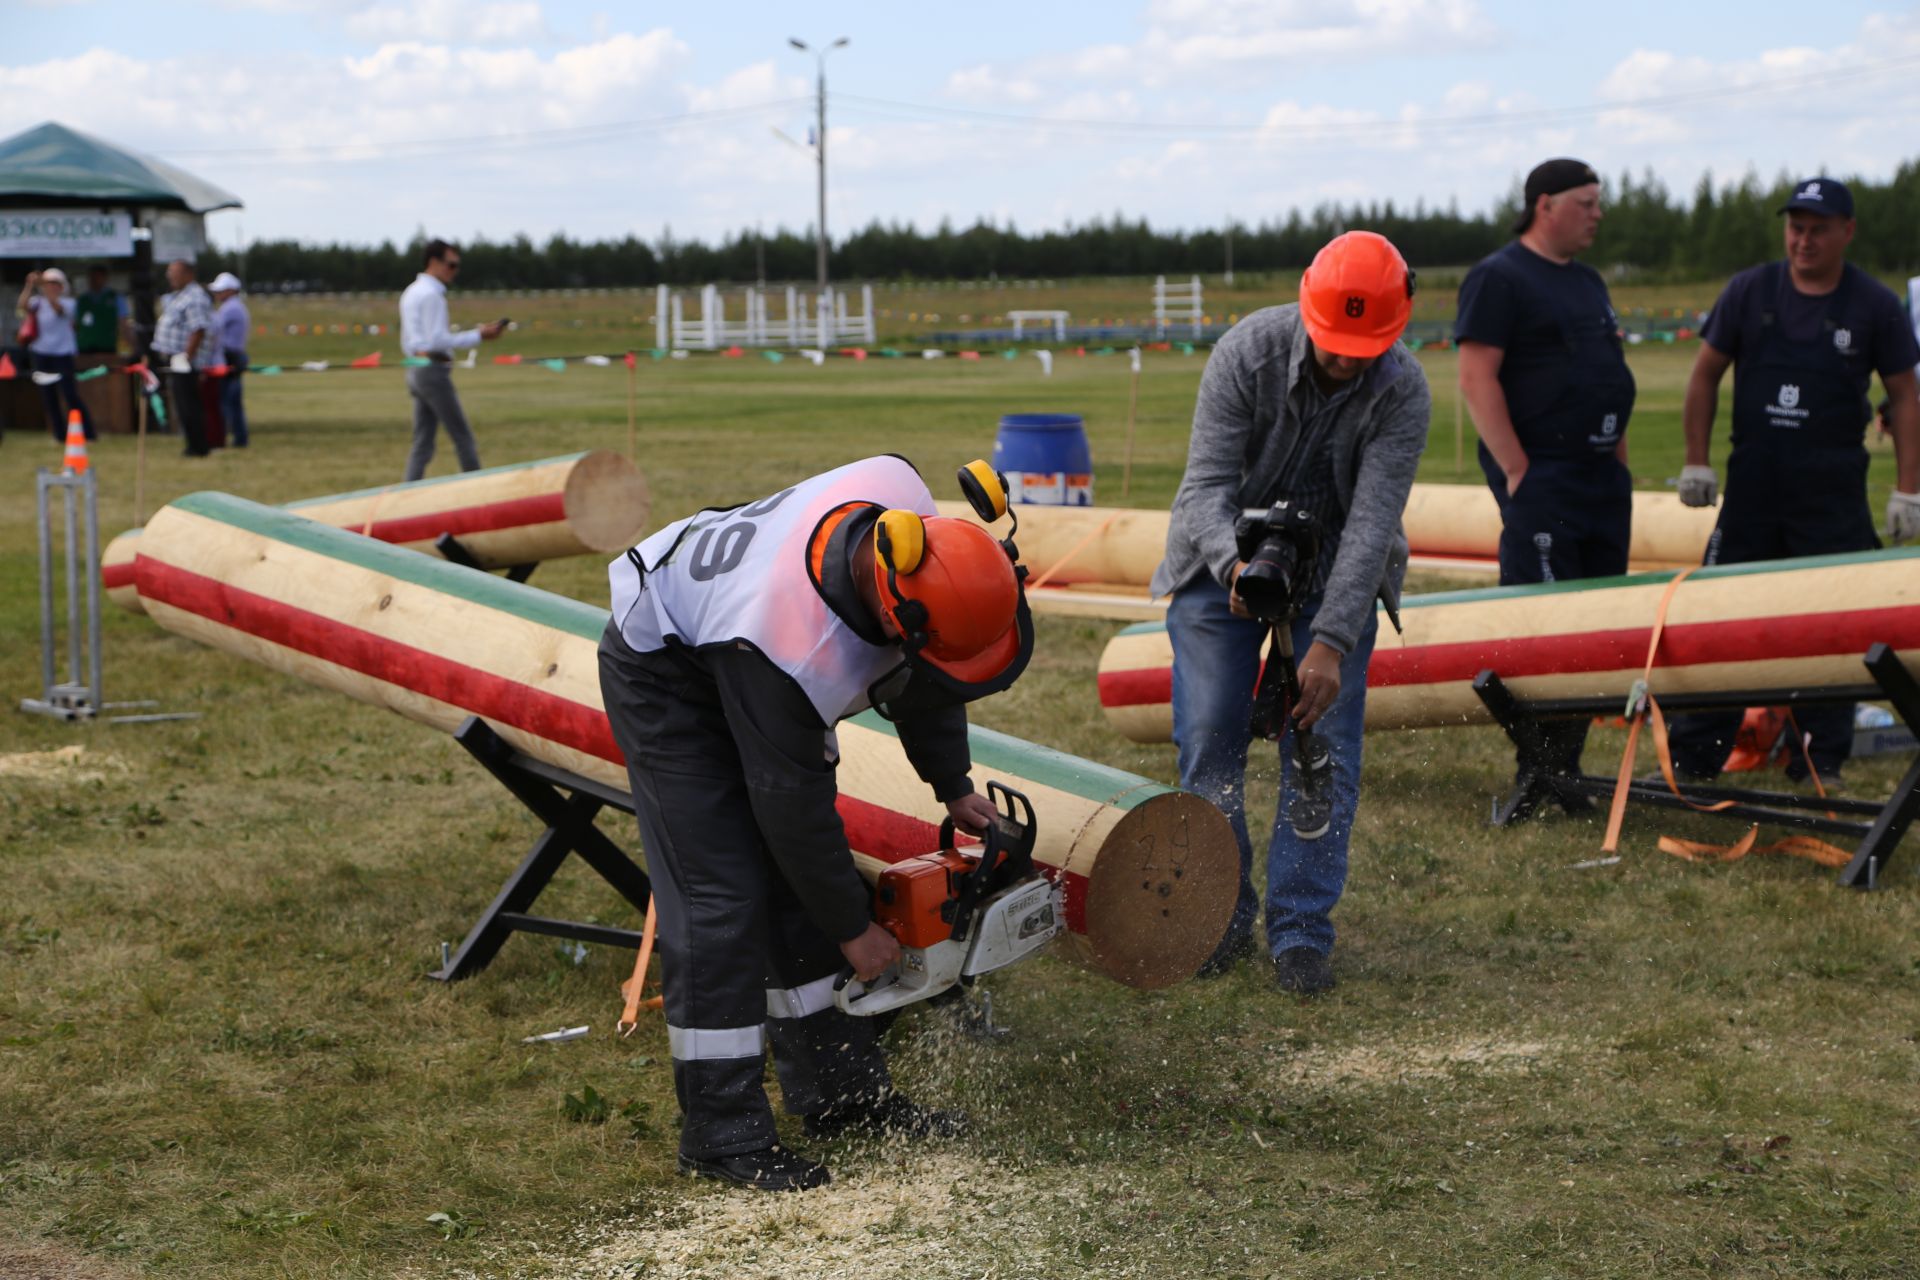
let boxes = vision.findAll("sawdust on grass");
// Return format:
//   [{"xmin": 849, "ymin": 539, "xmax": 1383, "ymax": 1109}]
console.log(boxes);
[
  {"xmin": 541, "ymin": 1148, "xmax": 1098, "ymax": 1280},
  {"xmin": 0, "ymin": 745, "xmax": 127, "ymax": 783}
]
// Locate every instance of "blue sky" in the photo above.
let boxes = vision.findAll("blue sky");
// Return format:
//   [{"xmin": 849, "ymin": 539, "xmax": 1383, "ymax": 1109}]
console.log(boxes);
[{"xmin": 9, "ymin": 0, "xmax": 1920, "ymax": 251}]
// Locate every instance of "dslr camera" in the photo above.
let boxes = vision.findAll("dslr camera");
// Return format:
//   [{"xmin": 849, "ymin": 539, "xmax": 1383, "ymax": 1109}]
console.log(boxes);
[{"xmin": 1232, "ymin": 502, "xmax": 1321, "ymax": 623}]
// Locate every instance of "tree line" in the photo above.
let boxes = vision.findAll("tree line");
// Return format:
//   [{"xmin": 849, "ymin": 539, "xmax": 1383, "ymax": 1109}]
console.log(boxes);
[{"xmin": 208, "ymin": 160, "xmax": 1920, "ymax": 292}]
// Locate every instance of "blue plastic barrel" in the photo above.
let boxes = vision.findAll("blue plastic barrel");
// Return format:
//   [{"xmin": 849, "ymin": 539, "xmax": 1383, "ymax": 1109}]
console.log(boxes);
[{"xmin": 992, "ymin": 413, "xmax": 1094, "ymax": 506}]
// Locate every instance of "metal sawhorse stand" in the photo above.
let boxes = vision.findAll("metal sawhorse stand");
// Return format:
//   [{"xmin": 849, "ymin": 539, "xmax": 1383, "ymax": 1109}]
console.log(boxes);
[
  {"xmin": 1475, "ymin": 643, "xmax": 1920, "ymax": 889},
  {"xmin": 21, "ymin": 468, "xmax": 192, "ymax": 725},
  {"xmin": 430, "ymin": 716, "xmax": 652, "ymax": 981}
]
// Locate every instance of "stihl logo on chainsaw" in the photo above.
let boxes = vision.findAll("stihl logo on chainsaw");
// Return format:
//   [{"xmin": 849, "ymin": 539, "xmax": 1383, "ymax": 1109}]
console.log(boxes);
[{"xmin": 835, "ymin": 781, "xmax": 1063, "ymax": 1017}]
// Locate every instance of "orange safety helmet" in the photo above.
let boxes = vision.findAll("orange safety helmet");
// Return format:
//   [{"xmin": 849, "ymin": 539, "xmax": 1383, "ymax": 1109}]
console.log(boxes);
[
  {"xmin": 1298, "ymin": 231, "xmax": 1416, "ymax": 359},
  {"xmin": 873, "ymin": 514, "xmax": 1025, "ymax": 685}
]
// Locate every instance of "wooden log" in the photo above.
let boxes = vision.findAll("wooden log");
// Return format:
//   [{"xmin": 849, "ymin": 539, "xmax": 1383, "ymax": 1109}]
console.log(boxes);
[
  {"xmin": 102, "ymin": 450, "xmax": 650, "ymax": 615},
  {"xmin": 936, "ymin": 485, "xmax": 1721, "ymax": 602},
  {"xmin": 134, "ymin": 492, "xmax": 1237, "ymax": 990},
  {"xmin": 1097, "ymin": 549, "xmax": 1920, "ymax": 741}
]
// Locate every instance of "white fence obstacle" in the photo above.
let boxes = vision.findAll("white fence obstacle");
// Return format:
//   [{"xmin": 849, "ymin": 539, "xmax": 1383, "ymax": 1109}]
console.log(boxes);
[
  {"xmin": 1008, "ymin": 309, "xmax": 1070, "ymax": 340},
  {"xmin": 655, "ymin": 283, "xmax": 876, "ymax": 350},
  {"xmin": 1152, "ymin": 275, "xmax": 1203, "ymax": 338}
]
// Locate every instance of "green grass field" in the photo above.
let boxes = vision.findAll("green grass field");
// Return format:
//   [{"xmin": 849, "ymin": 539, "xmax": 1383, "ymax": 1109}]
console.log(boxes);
[{"xmin": 2, "ymin": 282, "xmax": 1917, "ymax": 1279}]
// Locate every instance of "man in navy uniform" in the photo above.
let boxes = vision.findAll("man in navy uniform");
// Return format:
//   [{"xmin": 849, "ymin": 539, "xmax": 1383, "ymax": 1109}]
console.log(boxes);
[
  {"xmin": 1669, "ymin": 177, "xmax": 1920, "ymax": 783},
  {"xmin": 1455, "ymin": 158, "xmax": 1637, "ymax": 795}
]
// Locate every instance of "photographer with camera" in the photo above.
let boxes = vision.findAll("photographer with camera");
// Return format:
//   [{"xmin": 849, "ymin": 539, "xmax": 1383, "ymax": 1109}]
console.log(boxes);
[{"xmin": 1151, "ymin": 232, "xmax": 1429, "ymax": 994}]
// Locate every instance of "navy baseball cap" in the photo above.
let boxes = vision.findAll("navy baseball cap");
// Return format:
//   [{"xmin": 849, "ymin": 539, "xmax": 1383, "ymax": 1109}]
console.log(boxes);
[{"xmin": 1779, "ymin": 177, "xmax": 1853, "ymax": 218}]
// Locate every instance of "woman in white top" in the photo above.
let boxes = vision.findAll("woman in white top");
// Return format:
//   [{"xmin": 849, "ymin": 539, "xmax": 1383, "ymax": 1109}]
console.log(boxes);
[{"xmin": 15, "ymin": 267, "xmax": 96, "ymax": 442}]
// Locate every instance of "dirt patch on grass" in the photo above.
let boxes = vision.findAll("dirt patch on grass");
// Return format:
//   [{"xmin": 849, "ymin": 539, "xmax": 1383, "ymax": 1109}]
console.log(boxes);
[
  {"xmin": 0, "ymin": 745, "xmax": 127, "ymax": 784},
  {"xmin": 0, "ymin": 1239, "xmax": 133, "ymax": 1280},
  {"xmin": 546, "ymin": 1149, "xmax": 1089, "ymax": 1280}
]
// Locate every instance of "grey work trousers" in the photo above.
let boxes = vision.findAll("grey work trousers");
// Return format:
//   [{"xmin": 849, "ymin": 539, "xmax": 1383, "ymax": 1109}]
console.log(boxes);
[
  {"xmin": 403, "ymin": 362, "xmax": 480, "ymax": 481},
  {"xmin": 597, "ymin": 623, "xmax": 891, "ymax": 1159}
]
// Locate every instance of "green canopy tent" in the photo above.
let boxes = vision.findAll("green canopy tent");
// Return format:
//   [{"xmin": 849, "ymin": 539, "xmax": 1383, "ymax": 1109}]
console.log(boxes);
[
  {"xmin": 0, "ymin": 121, "xmax": 242, "ymax": 214},
  {"xmin": 0, "ymin": 122, "xmax": 242, "ymax": 432}
]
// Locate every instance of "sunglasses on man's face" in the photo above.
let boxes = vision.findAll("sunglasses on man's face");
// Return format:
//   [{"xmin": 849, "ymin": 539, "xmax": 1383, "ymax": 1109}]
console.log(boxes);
[{"xmin": 444, "ymin": 259, "xmax": 462, "ymax": 271}]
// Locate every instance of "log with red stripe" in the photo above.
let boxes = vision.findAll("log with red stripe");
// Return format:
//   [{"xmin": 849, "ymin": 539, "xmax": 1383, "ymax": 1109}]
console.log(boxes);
[
  {"xmin": 934, "ymin": 485, "xmax": 1719, "ymax": 620},
  {"xmin": 134, "ymin": 491, "xmax": 1236, "ymax": 990},
  {"xmin": 102, "ymin": 450, "xmax": 650, "ymax": 614},
  {"xmin": 1097, "ymin": 548, "xmax": 1920, "ymax": 742}
]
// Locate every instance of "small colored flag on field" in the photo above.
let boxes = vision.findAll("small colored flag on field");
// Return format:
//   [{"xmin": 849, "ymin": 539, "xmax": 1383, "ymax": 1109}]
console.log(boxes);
[
  {"xmin": 763, "ymin": 350, "xmax": 785, "ymax": 363},
  {"xmin": 584, "ymin": 354, "xmax": 611, "ymax": 367},
  {"xmin": 402, "ymin": 356, "xmax": 431, "ymax": 367},
  {"xmin": 254, "ymin": 365, "xmax": 282, "ymax": 376},
  {"xmin": 74, "ymin": 365, "xmax": 108, "ymax": 382},
  {"xmin": 148, "ymin": 392, "xmax": 167, "ymax": 425},
  {"xmin": 542, "ymin": 358, "xmax": 567, "ymax": 372},
  {"xmin": 301, "ymin": 361, "xmax": 329, "ymax": 372},
  {"xmin": 493, "ymin": 353, "xmax": 522, "ymax": 365},
  {"xmin": 0, "ymin": 353, "xmax": 15, "ymax": 379}
]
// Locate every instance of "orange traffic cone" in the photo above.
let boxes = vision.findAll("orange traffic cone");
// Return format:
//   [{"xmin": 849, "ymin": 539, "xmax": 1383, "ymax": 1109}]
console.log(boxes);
[{"xmin": 62, "ymin": 410, "xmax": 90, "ymax": 475}]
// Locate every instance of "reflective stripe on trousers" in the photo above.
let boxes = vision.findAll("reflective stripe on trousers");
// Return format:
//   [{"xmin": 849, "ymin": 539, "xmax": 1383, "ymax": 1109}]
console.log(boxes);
[{"xmin": 667, "ymin": 1023, "xmax": 768, "ymax": 1061}]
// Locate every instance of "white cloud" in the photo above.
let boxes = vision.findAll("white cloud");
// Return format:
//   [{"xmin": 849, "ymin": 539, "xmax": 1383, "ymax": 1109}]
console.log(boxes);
[
  {"xmin": 947, "ymin": 0, "xmax": 1497, "ymax": 101},
  {"xmin": 344, "ymin": 0, "xmax": 549, "ymax": 44}
]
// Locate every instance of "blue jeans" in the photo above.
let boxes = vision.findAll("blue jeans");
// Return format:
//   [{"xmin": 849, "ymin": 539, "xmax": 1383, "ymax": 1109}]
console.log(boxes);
[
  {"xmin": 1168, "ymin": 577, "xmax": 1376, "ymax": 960},
  {"xmin": 219, "ymin": 354, "xmax": 248, "ymax": 446}
]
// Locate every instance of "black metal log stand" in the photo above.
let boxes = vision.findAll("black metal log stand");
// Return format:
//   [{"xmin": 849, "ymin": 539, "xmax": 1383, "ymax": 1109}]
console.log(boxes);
[
  {"xmin": 431, "ymin": 716, "xmax": 651, "ymax": 981},
  {"xmin": 1474, "ymin": 643, "xmax": 1920, "ymax": 889},
  {"xmin": 434, "ymin": 532, "xmax": 537, "ymax": 584}
]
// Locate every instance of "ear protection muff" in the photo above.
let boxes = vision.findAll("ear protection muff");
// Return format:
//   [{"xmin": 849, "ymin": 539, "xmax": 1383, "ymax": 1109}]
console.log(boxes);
[
  {"xmin": 873, "ymin": 510, "xmax": 930, "ymax": 647},
  {"xmin": 874, "ymin": 509, "xmax": 925, "ymax": 574},
  {"xmin": 956, "ymin": 459, "xmax": 1022, "ymax": 569},
  {"xmin": 958, "ymin": 460, "xmax": 1009, "ymax": 522}
]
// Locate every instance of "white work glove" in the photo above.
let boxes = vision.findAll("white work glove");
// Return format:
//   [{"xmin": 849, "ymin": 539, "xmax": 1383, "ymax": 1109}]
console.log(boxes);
[
  {"xmin": 1888, "ymin": 490, "xmax": 1920, "ymax": 543},
  {"xmin": 169, "ymin": 352, "xmax": 192, "ymax": 375},
  {"xmin": 1677, "ymin": 465, "xmax": 1718, "ymax": 508}
]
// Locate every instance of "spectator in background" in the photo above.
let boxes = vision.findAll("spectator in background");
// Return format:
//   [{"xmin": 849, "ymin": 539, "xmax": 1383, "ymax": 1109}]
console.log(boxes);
[
  {"xmin": 1669, "ymin": 178, "xmax": 1920, "ymax": 783},
  {"xmin": 16, "ymin": 268, "xmax": 97, "ymax": 442},
  {"xmin": 210, "ymin": 271, "xmax": 250, "ymax": 448},
  {"xmin": 398, "ymin": 239, "xmax": 505, "ymax": 481},
  {"xmin": 151, "ymin": 259, "xmax": 216, "ymax": 457},
  {"xmin": 75, "ymin": 265, "xmax": 125, "ymax": 355},
  {"xmin": 1454, "ymin": 158, "xmax": 1635, "ymax": 807}
]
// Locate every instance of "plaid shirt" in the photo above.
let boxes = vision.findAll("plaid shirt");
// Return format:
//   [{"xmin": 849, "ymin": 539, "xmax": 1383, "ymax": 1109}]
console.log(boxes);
[{"xmin": 154, "ymin": 282, "xmax": 217, "ymax": 368}]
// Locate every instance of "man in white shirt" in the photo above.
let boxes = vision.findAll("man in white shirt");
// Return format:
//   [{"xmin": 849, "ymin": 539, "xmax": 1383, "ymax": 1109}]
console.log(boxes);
[{"xmin": 398, "ymin": 239, "xmax": 505, "ymax": 481}]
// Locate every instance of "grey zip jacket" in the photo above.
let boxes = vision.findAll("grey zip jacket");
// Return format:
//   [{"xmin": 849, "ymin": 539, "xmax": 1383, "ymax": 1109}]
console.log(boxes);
[{"xmin": 1150, "ymin": 303, "xmax": 1432, "ymax": 654}]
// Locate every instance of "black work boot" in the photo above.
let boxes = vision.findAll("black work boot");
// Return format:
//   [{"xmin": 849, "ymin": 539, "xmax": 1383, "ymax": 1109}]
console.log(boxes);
[
  {"xmin": 677, "ymin": 1144, "xmax": 831, "ymax": 1192},
  {"xmin": 1272, "ymin": 946, "xmax": 1335, "ymax": 996},
  {"xmin": 803, "ymin": 1092, "xmax": 968, "ymax": 1140}
]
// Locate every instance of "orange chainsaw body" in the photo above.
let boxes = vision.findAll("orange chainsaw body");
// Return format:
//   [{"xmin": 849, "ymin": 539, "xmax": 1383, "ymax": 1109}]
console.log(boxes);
[{"xmin": 873, "ymin": 849, "xmax": 976, "ymax": 949}]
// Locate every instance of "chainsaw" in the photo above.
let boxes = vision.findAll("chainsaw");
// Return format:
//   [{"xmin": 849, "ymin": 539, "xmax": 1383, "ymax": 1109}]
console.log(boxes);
[{"xmin": 834, "ymin": 781, "xmax": 1063, "ymax": 1017}]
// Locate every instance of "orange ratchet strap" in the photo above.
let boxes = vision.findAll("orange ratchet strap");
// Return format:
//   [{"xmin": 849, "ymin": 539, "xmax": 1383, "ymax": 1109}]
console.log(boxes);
[{"xmin": 617, "ymin": 895, "xmax": 662, "ymax": 1037}]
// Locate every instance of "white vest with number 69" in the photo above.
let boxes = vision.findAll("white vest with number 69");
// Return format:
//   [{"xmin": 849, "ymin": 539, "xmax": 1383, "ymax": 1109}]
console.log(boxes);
[{"xmin": 608, "ymin": 454, "xmax": 935, "ymax": 726}]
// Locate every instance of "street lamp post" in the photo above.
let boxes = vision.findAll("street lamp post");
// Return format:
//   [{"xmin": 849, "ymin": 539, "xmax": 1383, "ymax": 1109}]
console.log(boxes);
[{"xmin": 789, "ymin": 36, "xmax": 847, "ymax": 292}]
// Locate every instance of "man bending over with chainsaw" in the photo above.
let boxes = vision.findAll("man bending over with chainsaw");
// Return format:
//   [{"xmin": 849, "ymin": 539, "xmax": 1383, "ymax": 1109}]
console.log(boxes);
[
  {"xmin": 600, "ymin": 454, "xmax": 1033, "ymax": 1191},
  {"xmin": 1153, "ymin": 232, "xmax": 1429, "ymax": 994}
]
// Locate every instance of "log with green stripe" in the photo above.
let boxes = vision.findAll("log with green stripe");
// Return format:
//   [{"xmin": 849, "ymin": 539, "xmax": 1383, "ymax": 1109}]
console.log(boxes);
[
  {"xmin": 102, "ymin": 450, "xmax": 650, "ymax": 614},
  {"xmin": 1098, "ymin": 547, "xmax": 1920, "ymax": 742},
  {"xmin": 135, "ymin": 491, "xmax": 1236, "ymax": 989}
]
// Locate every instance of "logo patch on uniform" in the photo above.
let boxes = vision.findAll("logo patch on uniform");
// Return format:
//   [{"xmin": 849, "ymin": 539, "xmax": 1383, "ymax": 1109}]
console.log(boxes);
[
  {"xmin": 1834, "ymin": 328, "xmax": 1852, "ymax": 352},
  {"xmin": 1344, "ymin": 296, "xmax": 1366, "ymax": 318},
  {"xmin": 1778, "ymin": 384, "xmax": 1800, "ymax": 409},
  {"xmin": 1600, "ymin": 413, "xmax": 1618, "ymax": 437},
  {"xmin": 1797, "ymin": 181, "xmax": 1822, "ymax": 202}
]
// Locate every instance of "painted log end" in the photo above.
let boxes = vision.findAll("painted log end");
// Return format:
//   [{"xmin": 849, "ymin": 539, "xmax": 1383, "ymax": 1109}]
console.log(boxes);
[
  {"xmin": 1076, "ymin": 791, "xmax": 1238, "ymax": 989},
  {"xmin": 564, "ymin": 450, "xmax": 652, "ymax": 552}
]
